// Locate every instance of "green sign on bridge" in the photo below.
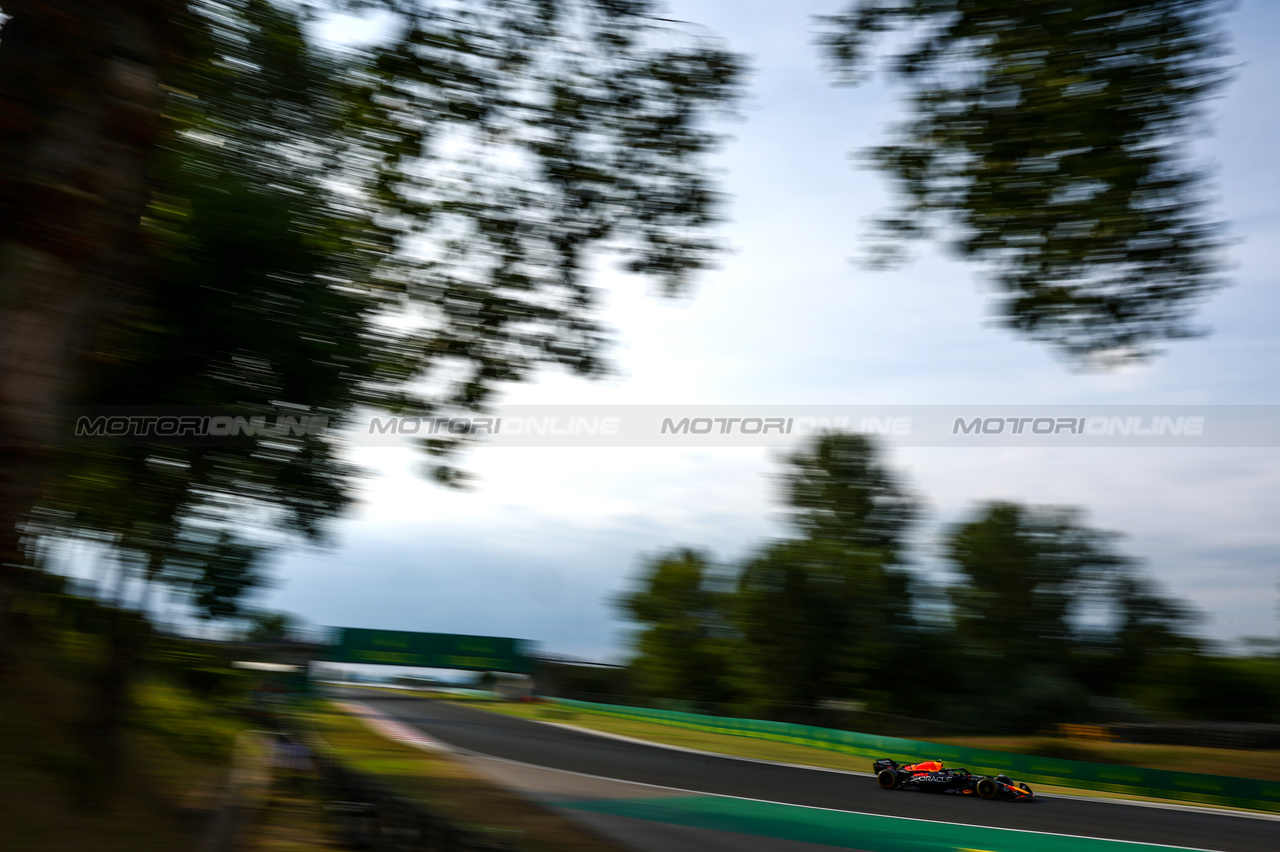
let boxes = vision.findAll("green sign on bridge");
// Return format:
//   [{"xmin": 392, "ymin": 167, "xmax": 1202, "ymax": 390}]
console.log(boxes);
[{"xmin": 319, "ymin": 628, "xmax": 534, "ymax": 673}]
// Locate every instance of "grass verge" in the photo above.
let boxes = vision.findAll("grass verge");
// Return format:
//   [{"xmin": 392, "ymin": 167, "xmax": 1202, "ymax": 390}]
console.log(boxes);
[{"xmin": 307, "ymin": 699, "xmax": 632, "ymax": 852}]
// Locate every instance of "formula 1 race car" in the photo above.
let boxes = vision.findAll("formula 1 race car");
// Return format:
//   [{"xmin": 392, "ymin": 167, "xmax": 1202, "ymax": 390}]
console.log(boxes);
[{"xmin": 873, "ymin": 758, "xmax": 1035, "ymax": 801}]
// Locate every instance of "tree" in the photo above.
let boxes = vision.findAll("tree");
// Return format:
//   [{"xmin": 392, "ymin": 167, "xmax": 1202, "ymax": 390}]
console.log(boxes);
[
  {"xmin": 0, "ymin": 1, "xmax": 742, "ymax": 785},
  {"xmin": 780, "ymin": 432, "xmax": 919, "ymax": 559},
  {"xmin": 0, "ymin": 0, "xmax": 743, "ymax": 628},
  {"xmin": 818, "ymin": 1, "xmax": 1232, "ymax": 364},
  {"xmin": 735, "ymin": 537, "xmax": 917, "ymax": 709},
  {"xmin": 244, "ymin": 610, "xmax": 297, "ymax": 643},
  {"xmin": 1104, "ymin": 572, "xmax": 1198, "ymax": 680},
  {"xmin": 185, "ymin": 531, "xmax": 269, "ymax": 620},
  {"xmin": 616, "ymin": 548, "xmax": 746, "ymax": 706},
  {"xmin": 347, "ymin": 0, "xmax": 744, "ymax": 426},
  {"xmin": 736, "ymin": 434, "xmax": 921, "ymax": 708},
  {"xmin": 1134, "ymin": 653, "xmax": 1280, "ymax": 722},
  {"xmin": 22, "ymin": 0, "xmax": 381, "ymax": 616},
  {"xmin": 945, "ymin": 502, "xmax": 1130, "ymax": 664},
  {"xmin": 619, "ymin": 436, "xmax": 925, "ymax": 712},
  {"xmin": 941, "ymin": 501, "xmax": 1150, "ymax": 727},
  {"xmin": 0, "ymin": 0, "xmax": 186, "ymax": 631}
]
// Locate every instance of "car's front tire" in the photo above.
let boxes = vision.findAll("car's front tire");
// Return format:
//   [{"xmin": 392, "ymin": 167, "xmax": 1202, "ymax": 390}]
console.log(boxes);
[
  {"xmin": 877, "ymin": 769, "xmax": 900, "ymax": 790},
  {"xmin": 976, "ymin": 778, "xmax": 998, "ymax": 799}
]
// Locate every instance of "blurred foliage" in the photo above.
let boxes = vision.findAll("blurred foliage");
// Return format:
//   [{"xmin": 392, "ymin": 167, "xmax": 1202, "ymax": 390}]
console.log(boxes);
[
  {"xmin": 149, "ymin": 633, "xmax": 248, "ymax": 697},
  {"xmin": 818, "ymin": 0, "xmax": 1232, "ymax": 364},
  {"xmin": 8, "ymin": 0, "xmax": 742, "ymax": 619},
  {"xmin": 782, "ymin": 432, "xmax": 919, "ymax": 557},
  {"xmin": 23, "ymin": 0, "xmax": 388, "ymax": 617},
  {"xmin": 619, "ymin": 436, "xmax": 926, "ymax": 714},
  {"xmin": 185, "ymin": 531, "xmax": 267, "ymax": 619},
  {"xmin": 1133, "ymin": 655, "xmax": 1280, "ymax": 723},
  {"xmin": 0, "ymin": 573, "xmax": 250, "ymax": 815},
  {"xmin": 347, "ymin": 0, "xmax": 745, "ymax": 422},
  {"xmin": 736, "ymin": 434, "xmax": 921, "ymax": 706},
  {"xmin": 944, "ymin": 501, "xmax": 1202, "ymax": 728},
  {"xmin": 0, "ymin": 0, "xmax": 745, "ymax": 789},
  {"xmin": 243, "ymin": 609, "xmax": 298, "ymax": 642},
  {"xmin": 616, "ymin": 548, "xmax": 749, "ymax": 706},
  {"xmin": 946, "ymin": 502, "xmax": 1133, "ymax": 666},
  {"xmin": 736, "ymin": 538, "xmax": 917, "ymax": 707},
  {"xmin": 620, "ymin": 433, "xmax": 1276, "ymax": 732},
  {"xmin": 131, "ymin": 677, "xmax": 241, "ymax": 760}
]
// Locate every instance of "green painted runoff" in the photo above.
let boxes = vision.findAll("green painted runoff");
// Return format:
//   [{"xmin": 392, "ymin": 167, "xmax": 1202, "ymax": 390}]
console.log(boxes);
[{"xmin": 559, "ymin": 795, "xmax": 1210, "ymax": 852}]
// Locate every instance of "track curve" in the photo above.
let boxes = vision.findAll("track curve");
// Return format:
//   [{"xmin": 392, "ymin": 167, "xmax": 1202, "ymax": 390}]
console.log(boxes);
[{"xmin": 329, "ymin": 689, "xmax": 1277, "ymax": 852}]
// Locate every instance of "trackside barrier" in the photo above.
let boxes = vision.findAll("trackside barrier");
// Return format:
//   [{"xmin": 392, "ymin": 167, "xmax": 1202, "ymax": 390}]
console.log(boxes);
[{"xmin": 550, "ymin": 698, "xmax": 1280, "ymax": 813}]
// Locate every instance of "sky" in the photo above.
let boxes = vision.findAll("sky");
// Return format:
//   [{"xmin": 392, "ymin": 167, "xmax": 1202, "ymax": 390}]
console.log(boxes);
[{"xmin": 259, "ymin": 0, "xmax": 1280, "ymax": 663}]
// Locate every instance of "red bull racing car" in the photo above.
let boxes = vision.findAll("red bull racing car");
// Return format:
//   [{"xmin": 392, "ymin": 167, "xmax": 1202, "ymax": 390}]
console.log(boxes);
[{"xmin": 873, "ymin": 758, "xmax": 1036, "ymax": 801}]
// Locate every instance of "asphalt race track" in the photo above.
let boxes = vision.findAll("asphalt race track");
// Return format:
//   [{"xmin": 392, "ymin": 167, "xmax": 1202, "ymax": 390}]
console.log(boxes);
[{"xmin": 329, "ymin": 689, "xmax": 1278, "ymax": 852}]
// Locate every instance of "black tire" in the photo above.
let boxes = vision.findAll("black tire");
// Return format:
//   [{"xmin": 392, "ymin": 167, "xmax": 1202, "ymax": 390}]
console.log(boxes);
[
  {"xmin": 877, "ymin": 769, "xmax": 900, "ymax": 790},
  {"xmin": 975, "ymin": 778, "xmax": 999, "ymax": 800}
]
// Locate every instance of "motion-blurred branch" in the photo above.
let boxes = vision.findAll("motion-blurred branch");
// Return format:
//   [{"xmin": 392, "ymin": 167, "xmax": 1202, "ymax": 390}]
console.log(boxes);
[
  {"xmin": 818, "ymin": 0, "xmax": 1233, "ymax": 365},
  {"xmin": 0, "ymin": 0, "xmax": 743, "ymax": 632}
]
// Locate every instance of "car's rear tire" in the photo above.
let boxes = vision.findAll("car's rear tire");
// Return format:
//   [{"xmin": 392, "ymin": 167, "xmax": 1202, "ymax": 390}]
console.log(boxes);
[
  {"xmin": 877, "ymin": 769, "xmax": 899, "ymax": 790},
  {"xmin": 976, "ymin": 778, "xmax": 998, "ymax": 799}
]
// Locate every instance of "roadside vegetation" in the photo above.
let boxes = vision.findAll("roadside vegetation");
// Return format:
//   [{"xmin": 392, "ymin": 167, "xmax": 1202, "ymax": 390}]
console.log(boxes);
[
  {"xmin": 615, "ymin": 433, "xmax": 1280, "ymax": 737},
  {"xmin": 0, "ymin": 659, "xmax": 227, "ymax": 852},
  {"xmin": 0, "ymin": 578, "xmax": 629, "ymax": 850},
  {"xmin": 306, "ymin": 699, "xmax": 629, "ymax": 852},
  {"xmin": 0, "ymin": 576, "xmax": 336, "ymax": 852}
]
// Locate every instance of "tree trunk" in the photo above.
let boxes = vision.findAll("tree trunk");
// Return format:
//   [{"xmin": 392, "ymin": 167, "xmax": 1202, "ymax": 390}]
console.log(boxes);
[{"xmin": 0, "ymin": 0, "xmax": 173, "ymax": 646}]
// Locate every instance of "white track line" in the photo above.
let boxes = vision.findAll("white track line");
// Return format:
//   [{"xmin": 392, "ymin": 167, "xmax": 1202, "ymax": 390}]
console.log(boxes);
[
  {"xmin": 338, "ymin": 693, "xmax": 1280, "ymax": 825},
  {"xmin": 433, "ymin": 746, "xmax": 1230, "ymax": 852},
  {"xmin": 476, "ymin": 711, "xmax": 1280, "ymax": 823}
]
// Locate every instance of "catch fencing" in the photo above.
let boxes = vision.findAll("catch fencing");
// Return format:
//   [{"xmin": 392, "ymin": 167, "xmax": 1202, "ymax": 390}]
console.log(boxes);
[{"xmin": 551, "ymin": 698, "xmax": 1280, "ymax": 813}]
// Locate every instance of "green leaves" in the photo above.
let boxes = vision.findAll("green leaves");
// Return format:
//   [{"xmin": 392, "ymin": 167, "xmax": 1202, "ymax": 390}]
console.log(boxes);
[
  {"xmin": 620, "ymin": 435, "xmax": 922, "ymax": 710},
  {"xmin": 617, "ymin": 549, "xmax": 746, "ymax": 705},
  {"xmin": 347, "ymin": 1, "xmax": 744, "ymax": 421},
  {"xmin": 819, "ymin": 0, "xmax": 1231, "ymax": 363},
  {"xmin": 736, "ymin": 538, "xmax": 917, "ymax": 706},
  {"xmin": 782, "ymin": 433, "xmax": 919, "ymax": 559},
  {"xmin": 945, "ymin": 502, "xmax": 1131, "ymax": 663},
  {"xmin": 23, "ymin": 0, "xmax": 744, "ymax": 618}
]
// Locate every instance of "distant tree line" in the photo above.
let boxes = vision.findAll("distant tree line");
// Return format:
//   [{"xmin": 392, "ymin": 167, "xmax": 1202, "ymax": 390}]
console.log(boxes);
[{"xmin": 616, "ymin": 434, "xmax": 1280, "ymax": 733}]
